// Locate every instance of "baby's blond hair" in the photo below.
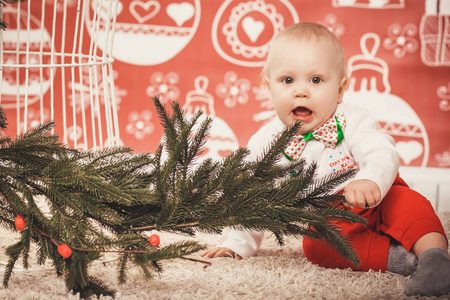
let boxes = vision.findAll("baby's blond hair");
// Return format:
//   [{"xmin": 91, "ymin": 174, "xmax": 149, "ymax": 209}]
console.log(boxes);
[{"xmin": 262, "ymin": 22, "xmax": 347, "ymax": 80}]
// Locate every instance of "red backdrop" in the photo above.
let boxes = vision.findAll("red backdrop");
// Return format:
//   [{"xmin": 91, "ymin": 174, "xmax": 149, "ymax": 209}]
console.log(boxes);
[{"xmin": 2, "ymin": 0, "xmax": 450, "ymax": 168}]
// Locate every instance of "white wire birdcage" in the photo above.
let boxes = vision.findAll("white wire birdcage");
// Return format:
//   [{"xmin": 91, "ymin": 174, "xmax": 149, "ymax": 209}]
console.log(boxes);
[{"xmin": 0, "ymin": 0, "xmax": 121, "ymax": 150}]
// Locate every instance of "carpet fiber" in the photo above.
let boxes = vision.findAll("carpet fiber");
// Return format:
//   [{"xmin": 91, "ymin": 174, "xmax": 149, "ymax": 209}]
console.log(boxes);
[{"xmin": 1, "ymin": 213, "xmax": 449, "ymax": 299}]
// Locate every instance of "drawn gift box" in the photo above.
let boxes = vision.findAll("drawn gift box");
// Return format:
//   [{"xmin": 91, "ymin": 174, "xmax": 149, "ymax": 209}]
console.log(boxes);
[
  {"xmin": 420, "ymin": 0, "xmax": 450, "ymax": 66},
  {"xmin": 331, "ymin": 0, "xmax": 405, "ymax": 9}
]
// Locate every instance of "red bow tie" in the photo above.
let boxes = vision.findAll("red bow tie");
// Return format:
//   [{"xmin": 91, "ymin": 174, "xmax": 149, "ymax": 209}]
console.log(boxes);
[{"xmin": 274, "ymin": 113, "xmax": 346, "ymax": 161}]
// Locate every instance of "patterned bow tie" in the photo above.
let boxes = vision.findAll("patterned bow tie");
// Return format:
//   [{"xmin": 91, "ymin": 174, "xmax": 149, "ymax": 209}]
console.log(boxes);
[{"xmin": 274, "ymin": 113, "xmax": 346, "ymax": 161}]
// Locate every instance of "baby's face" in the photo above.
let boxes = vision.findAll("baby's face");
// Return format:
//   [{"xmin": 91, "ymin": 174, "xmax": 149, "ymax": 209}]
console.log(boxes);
[{"xmin": 266, "ymin": 37, "xmax": 347, "ymax": 133}]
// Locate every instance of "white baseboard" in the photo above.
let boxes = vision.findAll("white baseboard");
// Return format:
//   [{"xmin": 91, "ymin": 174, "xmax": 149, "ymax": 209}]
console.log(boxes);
[{"xmin": 399, "ymin": 166, "xmax": 450, "ymax": 212}]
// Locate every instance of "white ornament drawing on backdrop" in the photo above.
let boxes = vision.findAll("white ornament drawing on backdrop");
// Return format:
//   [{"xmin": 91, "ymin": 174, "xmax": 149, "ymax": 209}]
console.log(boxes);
[
  {"xmin": 435, "ymin": 147, "xmax": 450, "ymax": 167},
  {"xmin": 45, "ymin": 0, "xmax": 78, "ymax": 10},
  {"xmin": 216, "ymin": 71, "xmax": 251, "ymax": 108},
  {"xmin": 212, "ymin": 0, "xmax": 299, "ymax": 67},
  {"xmin": 383, "ymin": 23, "xmax": 418, "ymax": 58},
  {"xmin": 321, "ymin": 14, "xmax": 345, "ymax": 38},
  {"xmin": 420, "ymin": 0, "xmax": 450, "ymax": 67},
  {"xmin": 343, "ymin": 33, "xmax": 429, "ymax": 167},
  {"xmin": 182, "ymin": 76, "xmax": 239, "ymax": 163},
  {"xmin": 396, "ymin": 142, "xmax": 425, "ymax": 166},
  {"xmin": 1, "ymin": 7, "xmax": 53, "ymax": 110},
  {"xmin": 67, "ymin": 125, "xmax": 83, "ymax": 148},
  {"xmin": 69, "ymin": 65, "xmax": 126, "ymax": 114},
  {"xmin": 19, "ymin": 108, "xmax": 51, "ymax": 133},
  {"xmin": 437, "ymin": 82, "xmax": 450, "ymax": 111},
  {"xmin": 146, "ymin": 72, "xmax": 180, "ymax": 105},
  {"xmin": 125, "ymin": 110, "xmax": 155, "ymax": 140},
  {"xmin": 130, "ymin": 1, "xmax": 160, "ymax": 24},
  {"xmin": 167, "ymin": 2, "xmax": 196, "ymax": 26},
  {"xmin": 96, "ymin": 0, "xmax": 123, "ymax": 20},
  {"xmin": 85, "ymin": 0, "xmax": 201, "ymax": 66},
  {"xmin": 251, "ymin": 84, "xmax": 275, "ymax": 124},
  {"xmin": 332, "ymin": 0, "xmax": 405, "ymax": 9},
  {"xmin": 242, "ymin": 16, "xmax": 265, "ymax": 42}
]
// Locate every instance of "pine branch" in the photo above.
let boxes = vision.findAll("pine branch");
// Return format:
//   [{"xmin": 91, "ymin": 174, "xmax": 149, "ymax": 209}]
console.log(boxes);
[
  {"xmin": 0, "ymin": 107, "xmax": 8, "ymax": 130},
  {"xmin": 2, "ymin": 241, "xmax": 23, "ymax": 288},
  {"xmin": 0, "ymin": 96, "xmax": 366, "ymax": 297},
  {"xmin": 0, "ymin": 109, "xmax": 154, "ymax": 297},
  {"xmin": 129, "ymin": 97, "xmax": 364, "ymax": 265},
  {"xmin": 1, "ymin": 0, "xmax": 26, "ymax": 5}
]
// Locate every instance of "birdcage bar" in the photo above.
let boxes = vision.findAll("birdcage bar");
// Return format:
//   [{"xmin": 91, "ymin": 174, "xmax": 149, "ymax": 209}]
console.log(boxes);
[{"xmin": 0, "ymin": 0, "xmax": 121, "ymax": 150}]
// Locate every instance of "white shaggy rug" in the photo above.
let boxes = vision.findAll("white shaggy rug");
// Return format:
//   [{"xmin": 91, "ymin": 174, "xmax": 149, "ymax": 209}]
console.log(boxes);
[{"xmin": 1, "ymin": 213, "xmax": 449, "ymax": 300}]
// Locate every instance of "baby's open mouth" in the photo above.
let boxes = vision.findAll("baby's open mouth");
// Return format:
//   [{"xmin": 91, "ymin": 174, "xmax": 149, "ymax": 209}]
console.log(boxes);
[{"xmin": 293, "ymin": 107, "xmax": 312, "ymax": 118}]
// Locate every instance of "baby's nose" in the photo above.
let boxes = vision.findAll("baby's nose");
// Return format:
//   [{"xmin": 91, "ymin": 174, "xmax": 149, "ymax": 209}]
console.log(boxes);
[{"xmin": 294, "ymin": 87, "xmax": 308, "ymax": 98}]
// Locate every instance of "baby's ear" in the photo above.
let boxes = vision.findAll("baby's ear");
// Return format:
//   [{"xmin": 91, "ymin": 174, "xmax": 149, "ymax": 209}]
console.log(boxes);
[{"xmin": 338, "ymin": 77, "xmax": 348, "ymax": 103}]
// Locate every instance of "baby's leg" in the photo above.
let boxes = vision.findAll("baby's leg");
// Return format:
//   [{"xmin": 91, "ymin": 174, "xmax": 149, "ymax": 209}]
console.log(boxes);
[
  {"xmin": 376, "ymin": 177, "xmax": 449, "ymax": 296},
  {"xmin": 303, "ymin": 223, "xmax": 417, "ymax": 274},
  {"xmin": 404, "ymin": 233, "xmax": 450, "ymax": 297},
  {"xmin": 302, "ymin": 214, "xmax": 391, "ymax": 271},
  {"xmin": 387, "ymin": 241, "xmax": 417, "ymax": 276}
]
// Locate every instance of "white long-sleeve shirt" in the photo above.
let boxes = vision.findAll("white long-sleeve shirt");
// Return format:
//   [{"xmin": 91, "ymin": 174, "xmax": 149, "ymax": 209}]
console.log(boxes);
[{"xmin": 218, "ymin": 102, "xmax": 399, "ymax": 258}]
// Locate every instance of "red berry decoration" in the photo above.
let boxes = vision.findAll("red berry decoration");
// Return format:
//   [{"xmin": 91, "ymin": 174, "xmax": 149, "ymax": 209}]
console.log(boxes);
[
  {"xmin": 149, "ymin": 234, "xmax": 160, "ymax": 247},
  {"xmin": 58, "ymin": 244, "xmax": 72, "ymax": 258},
  {"xmin": 15, "ymin": 215, "xmax": 26, "ymax": 231}
]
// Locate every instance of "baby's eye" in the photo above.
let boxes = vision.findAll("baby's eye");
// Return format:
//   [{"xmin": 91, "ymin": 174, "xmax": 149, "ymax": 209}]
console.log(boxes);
[
  {"xmin": 282, "ymin": 77, "xmax": 294, "ymax": 84},
  {"xmin": 310, "ymin": 76, "xmax": 322, "ymax": 84}
]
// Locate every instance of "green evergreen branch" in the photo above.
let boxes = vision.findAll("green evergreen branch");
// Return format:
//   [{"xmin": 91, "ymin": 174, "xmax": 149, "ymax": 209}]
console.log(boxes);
[
  {"xmin": 3, "ymin": 241, "xmax": 23, "ymax": 288},
  {"xmin": 0, "ymin": 0, "xmax": 26, "ymax": 5},
  {"xmin": 0, "ymin": 98, "xmax": 366, "ymax": 297}
]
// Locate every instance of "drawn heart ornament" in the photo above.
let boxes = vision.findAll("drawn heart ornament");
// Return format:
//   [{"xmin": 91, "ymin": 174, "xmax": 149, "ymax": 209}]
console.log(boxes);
[
  {"xmin": 212, "ymin": 0, "xmax": 299, "ymax": 67},
  {"xmin": 167, "ymin": 2, "xmax": 195, "ymax": 26},
  {"xmin": 396, "ymin": 141, "xmax": 423, "ymax": 165},
  {"xmin": 242, "ymin": 17, "xmax": 265, "ymax": 43},
  {"xmin": 130, "ymin": 1, "xmax": 160, "ymax": 24},
  {"xmin": 85, "ymin": 0, "xmax": 201, "ymax": 66}
]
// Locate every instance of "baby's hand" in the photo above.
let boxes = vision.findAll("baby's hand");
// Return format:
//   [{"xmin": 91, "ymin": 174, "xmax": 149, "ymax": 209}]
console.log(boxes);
[
  {"xmin": 200, "ymin": 247, "xmax": 243, "ymax": 260},
  {"xmin": 343, "ymin": 179, "xmax": 381, "ymax": 209}
]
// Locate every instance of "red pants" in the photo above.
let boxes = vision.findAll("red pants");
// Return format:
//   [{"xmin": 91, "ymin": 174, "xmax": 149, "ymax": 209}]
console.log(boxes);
[{"xmin": 303, "ymin": 176, "xmax": 447, "ymax": 272}]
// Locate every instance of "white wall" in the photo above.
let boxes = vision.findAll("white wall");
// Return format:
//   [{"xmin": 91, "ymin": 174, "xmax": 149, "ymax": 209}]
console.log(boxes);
[{"xmin": 399, "ymin": 167, "xmax": 450, "ymax": 212}]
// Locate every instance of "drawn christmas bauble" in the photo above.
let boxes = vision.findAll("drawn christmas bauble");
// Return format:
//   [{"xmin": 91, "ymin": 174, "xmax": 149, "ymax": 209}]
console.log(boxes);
[
  {"xmin": 183, "ymin": 76, "xmax": 239, "ymax": 164},
  {"xmin": 344, "ymin": 91, "xmax": 429, "ymax": 166},
  {"xmin": 1, "ymin": 7, "xmax": 53, "ymax": 109},
  {"xmin": 193, "ymin": 113, "xmax": 240, "ymax": 164},
  {"xmin": 85, "ymin": 0, "xmax": 201, "ymax": 65},
  {"xmin": 344, "ymin": 34, "xmax": 429, "ymax": 167},
  {"xmin": 212, "ymin": 0, "xmax": 299, "ymax": 67},
  {"xmin": 159, "ymin": 111, "xmax": 239, "ymax": 165},
  {"xmin": 159, "ymin": 76, "xmax": 239, "ymax": 165}
]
